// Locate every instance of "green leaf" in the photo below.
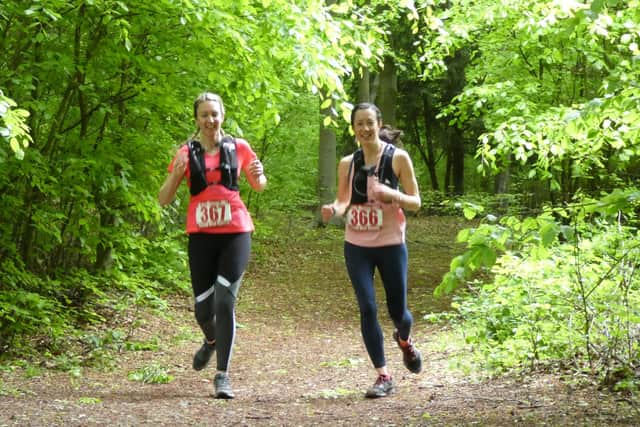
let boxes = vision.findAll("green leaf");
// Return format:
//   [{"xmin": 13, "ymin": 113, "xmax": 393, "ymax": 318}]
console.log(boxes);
[
  {"xmin": 320, "ymin": 98, "xmax": 332, "ymax": 110},
  {"xmin": 463, "ymin": 207, "xmax": 477, "ymax": 220},
  {"xmin": 539, "ymin": 222, "xmax": 558, "ymax": 247}
]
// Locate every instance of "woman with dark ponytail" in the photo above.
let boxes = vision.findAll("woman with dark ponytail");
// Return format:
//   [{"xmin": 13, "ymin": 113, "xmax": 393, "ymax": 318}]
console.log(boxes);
[{"xmin": 321, "ymin": 103, "xmax": 422, "ymax": 399}]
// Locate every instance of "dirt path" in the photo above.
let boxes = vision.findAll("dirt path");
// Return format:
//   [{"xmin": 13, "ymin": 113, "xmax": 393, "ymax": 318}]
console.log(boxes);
[{"xmin": 0, "ymin": 217, "xmax": 637, "ymax": 426}]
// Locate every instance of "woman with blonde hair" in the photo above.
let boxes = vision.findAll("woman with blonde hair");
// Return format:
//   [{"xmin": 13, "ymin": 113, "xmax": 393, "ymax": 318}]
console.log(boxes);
[{"xmin": 159, "ymin": 92, "xmax": 267, "ymax": 398}]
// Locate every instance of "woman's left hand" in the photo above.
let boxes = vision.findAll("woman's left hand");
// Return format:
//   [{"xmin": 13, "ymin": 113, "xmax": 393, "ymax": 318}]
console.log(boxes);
[
  {"xmin": 370, "ymin": 180, "xmax": 395, "ymax": 203},
  {"xmin": 249, "ymin": 159, "xmax": 264, "ymax": 179}
]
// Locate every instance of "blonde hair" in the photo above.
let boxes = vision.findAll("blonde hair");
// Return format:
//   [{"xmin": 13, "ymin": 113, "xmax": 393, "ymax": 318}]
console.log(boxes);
[
  {"xmin": 193, "ymin": 92, "xmax": 225, "ymax": 119},
  {"xmin": 190, "ymin": 92, "xmax": 226, "ymax": 139}
]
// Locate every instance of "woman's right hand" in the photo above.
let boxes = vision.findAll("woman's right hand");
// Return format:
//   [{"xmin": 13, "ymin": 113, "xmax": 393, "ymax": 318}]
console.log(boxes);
[
  {"xmin": 159, "ymin": 148, "xmax": 188, "ymax": 206},
  {"xmin": 172, "ymin": 149, "xmax": 188, "ymax": 176},
  {"xmin": 320, "ymin": 204, "xmax": 335, "ymax": 224}
]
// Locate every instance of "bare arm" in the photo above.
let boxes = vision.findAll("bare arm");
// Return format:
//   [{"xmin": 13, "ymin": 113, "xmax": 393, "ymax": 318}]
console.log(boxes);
[
  {"xmin": 370, "ymin": 148, "xmax": 421, "ymax": 211},
  {"xmin": 321, "ymin": 155, "xmax": 353, "ymax": 223},
  {"xmin": 394, "ymin": 150, "xmax": 421, "ymax": 211},
  {"xmin": 158, "ymin": 149, "xmax": 187, "ymax": 206},
  {"xmin": 244, "ymin": 158, "xmax": 267, "ymax": 192}
]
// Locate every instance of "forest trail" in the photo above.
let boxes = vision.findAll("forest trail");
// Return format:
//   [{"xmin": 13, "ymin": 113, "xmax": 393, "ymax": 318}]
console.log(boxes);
[{"xmin": 0, "ymin": 217, "xmax": 635, "ymax": 426}]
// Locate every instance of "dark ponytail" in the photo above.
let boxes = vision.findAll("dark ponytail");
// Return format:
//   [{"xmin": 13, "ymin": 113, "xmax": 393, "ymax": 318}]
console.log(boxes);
[{"xmin": 379, "ymin": 125, "xmax": 403, "ymax": 146}]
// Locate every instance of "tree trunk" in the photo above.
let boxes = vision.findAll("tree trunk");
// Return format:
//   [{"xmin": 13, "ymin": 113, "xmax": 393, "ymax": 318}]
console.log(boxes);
[
  {"xmin": 441, "ymin": 48, "xmax": 470, "ymax": 197},
  {"xmin": 494, "ymin": 165, "xmax": 511, "ymax": 211},
  {"xmin": 450, "ymin": 127, "xmax": 465, "ymax": 195},
  {"xmin": 444, "ymin": 151, "xmax": 452, "ymax": 195},
  {"xmin": 318, "ymin": 97, "xmax": 337, "ymax": 210},
  {"xmin": 316, "ymin": 0, "xmax": 338, "ymax": 223},
  {"xmin": 357, "ymin": 67, "xmax": 370, "ymax": 103},
  {"xmin": 422, "ymin": 95, "xmax": 440, "ymax": 191},
  {"xmin": 376, "ymin": 55, "xmax": 397, "ymax": 126}
]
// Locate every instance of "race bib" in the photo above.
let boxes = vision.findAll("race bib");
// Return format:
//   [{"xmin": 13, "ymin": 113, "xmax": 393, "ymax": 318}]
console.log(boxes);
[
  {"xmin": 195, "ymin": 200, "xmax": 232, "ymax": 228},
  {"xmin": 348, "ymin": 206, "xmax": 383, "ymax": 231}
]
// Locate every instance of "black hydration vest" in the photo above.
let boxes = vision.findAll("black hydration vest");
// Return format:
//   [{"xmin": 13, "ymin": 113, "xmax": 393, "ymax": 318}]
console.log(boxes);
[
  {"xmin": 349, "ymin": 143, "xmax": 399, "ymax": 204},
  {"xmin": 187, "ymin": 136, "xmax": 238, "ymax": 195}
]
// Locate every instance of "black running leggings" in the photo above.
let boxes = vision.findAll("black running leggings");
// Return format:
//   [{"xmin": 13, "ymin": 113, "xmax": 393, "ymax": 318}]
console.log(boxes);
[
  {"xmin": 344, "ymin": 241, "xmax": 413, "ymax": 369},
  {"xmin": 188, "ymin": 232, "xmax": 251, "ymax": 372}
]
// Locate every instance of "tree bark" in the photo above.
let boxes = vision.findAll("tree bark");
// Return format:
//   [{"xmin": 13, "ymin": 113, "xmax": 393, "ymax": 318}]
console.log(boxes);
[
  {"xmin": 376, "ymin": 55, "xmax": 397, "ymax": 126},
  {"xmin": 357, "ymin": 67, "xmax": 370, "ymax": 103},
  {"xmin": 318, "ymin": 97, "xmax": 337, "ymax": 207},
  {"xmin": 450, "ymin": 127, "xmax": 465, "ymax": 196},
  {"xmin": 422, "ymin": 95, "xmax": 440, "ymax": 191}
]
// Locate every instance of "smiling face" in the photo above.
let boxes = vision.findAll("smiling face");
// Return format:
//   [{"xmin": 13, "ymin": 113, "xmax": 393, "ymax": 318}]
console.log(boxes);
[
  {"xmin": 195, "ymin": 100, "xmax": 224, "ymax": 140},
  {"xmin": 352, "ymin": 107, "xmax": 381, "ymax": 147}
]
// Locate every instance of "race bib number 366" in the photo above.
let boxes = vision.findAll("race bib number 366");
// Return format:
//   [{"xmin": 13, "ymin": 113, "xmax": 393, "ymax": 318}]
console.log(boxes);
[
  {"xmin": 196, "ymin": 200, "xmax": 232, "ymax": 228},
  {"xmin": 348, "ymin": 206, "xmax": 383, "ymax": 231}
]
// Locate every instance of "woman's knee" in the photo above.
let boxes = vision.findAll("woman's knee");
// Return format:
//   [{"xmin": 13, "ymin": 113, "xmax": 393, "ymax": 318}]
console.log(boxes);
[
  {"xmin": 214, "ymin": 285, "xmax": 236, "ymax": 313},
  {"xmin": 194, "ymin": 301, "xmax": 213, "ymax": 324},
  {"xmin": 390, "ymin": 309, "xmax": 413, "ymax": 330},
  {"xmin": 358, "ymin": 300, "xmax": 378, "ymax": 320}
]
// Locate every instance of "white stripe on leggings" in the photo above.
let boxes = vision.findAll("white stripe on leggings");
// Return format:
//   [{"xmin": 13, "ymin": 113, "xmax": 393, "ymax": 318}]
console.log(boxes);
[
  {"xmin": 217, "ymin": 275, "xmax": 232, "ymax": 288},
  {"xmin": 195, "ymin": 285, "xmax": 214, "ymax": 303},
  {"xmin": 195, "ymin": 275, "xmax": 234, "ymax": 303}
]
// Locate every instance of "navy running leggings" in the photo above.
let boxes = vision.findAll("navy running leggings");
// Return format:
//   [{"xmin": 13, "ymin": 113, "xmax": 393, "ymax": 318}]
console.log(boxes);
[
  {"xmin": 188, "ymin": 232, "xmax": 251, "ymax": 372},
  {"xmin": 344, "ymin": 241, "xmax": 413, "ymax": 369}
]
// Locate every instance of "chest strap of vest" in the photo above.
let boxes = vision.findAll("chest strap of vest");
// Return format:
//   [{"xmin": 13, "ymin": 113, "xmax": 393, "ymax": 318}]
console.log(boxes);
[
  {"xmin": 187, "ymin": 136, "xmax": 238, "ymax": 195},
  {"xmin": 348, "ymin": 143, "xmax": 398, "ymax": 204}
]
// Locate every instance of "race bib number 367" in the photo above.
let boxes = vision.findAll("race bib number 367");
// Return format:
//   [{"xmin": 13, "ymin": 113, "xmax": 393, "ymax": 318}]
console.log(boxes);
[
  {"xmin": 196, "ymin": 200, "xmax": 232, "ymax": 228},
  {"xmin": 348, "ymin": 206, "xmax": 383, "ymax": 231}
]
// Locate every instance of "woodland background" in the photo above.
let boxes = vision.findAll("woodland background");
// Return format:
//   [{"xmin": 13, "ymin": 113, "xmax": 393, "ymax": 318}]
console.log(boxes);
[{"xmin": 1, "ymin": 0, "xmax": 640, "ymax": 397}]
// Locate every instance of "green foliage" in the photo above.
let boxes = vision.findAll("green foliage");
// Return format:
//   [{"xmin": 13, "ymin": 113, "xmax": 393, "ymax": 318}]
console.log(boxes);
[
  {"xmin": 1, "ymin": 0, "xmax": 638, "ymax": 397},
  {"xmin": 127, "ymin": 363, "xmax": 174, "ymax": 384},
  {"xmin": 78, "ymin": 397, "xmax": 102, "ymax": 405},
  {"xmin": 429, "ymin": 0, "xmax": 640, "ymax": 387},
  {"xmin": 79, "ymin": 329, "xmax": 160, "ymax": 369},
  {"xmin": 0, "ymin": 379, "xmax": 22, "ymax": 398},
  {"xmin": 435, "ymin": 206, "xmax": 562, "ymax": 297},
  {"xmin": 43, "ymin": 353, "xmax": 84, "ymax": 377},
  {"xmin": 242, "ymin": 95, "xmax": 321, "ymax": 214},
  {"xmin": 320, "ymin": 357, "xmax": 365, "ymax": 368},
  {"xmin": 441, "ymin": 189, "xmax": 640, "ymax": 388},
  {"xmin": 0, "ymin": 254, "xmax": 176, "ymax": 359},
  {"xmin": 453, "ymin": 221, "xmax": 640, "ymax": 376},
  {"xmin": 0, "ymin": 289, "xmax": 70, "ymax": 353},
  {"xmin": 441, "ymin": 0, "xmax": 640, "ymax": 200},
  {"xmin": 0, "ymin": 90, "xmax": 32, "ymax": 159}
]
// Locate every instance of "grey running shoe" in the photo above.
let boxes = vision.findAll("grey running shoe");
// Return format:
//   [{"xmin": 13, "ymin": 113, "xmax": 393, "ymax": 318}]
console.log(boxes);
[
  {"xmin": 393, "ymin": 331, "xmax": 423, "ymax": 374},
  {"xmin": 213, "ymin": 372, "xmax": 235, "ymax": 399},
  {"xmin": 365, "ymin": 374, "xmax": 394, "ymax": 398},
  {"xmin": 192, "ymin": 340, "xmax": 215, "ymax": 371}
]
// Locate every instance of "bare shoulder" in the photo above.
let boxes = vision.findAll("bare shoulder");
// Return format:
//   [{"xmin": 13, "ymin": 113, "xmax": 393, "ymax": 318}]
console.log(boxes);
[
  {"xmin": 337, "ymin": 154, "xmax": 354, "ymax": 177},
  {"xmin": 392, "ymin": 146, "xmax": 410, "ymax": 159},
  {"xmin": 338, "ymin": 154, "xmax": 354, "ymax": 169},
  {"xmin": 339, "ymin": 154, "xmax": 354, "ymax": 165},
  {"xmin": 391, "ymin": 147, "xmax": 416, "ymax": 178},
  {"xmin": 232, "ymin": 137, "xmax": 250, "ymax": 148},
  {"xmin": 392, "ymin": 147, "xmax": 413, "ymax": 166}
]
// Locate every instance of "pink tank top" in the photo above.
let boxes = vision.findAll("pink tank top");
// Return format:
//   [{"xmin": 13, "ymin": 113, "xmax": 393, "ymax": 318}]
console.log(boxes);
[
  {"xmin": 168, "ymin": 138, "xmax": 257, "ymax": 234},
  {"xmin": 344, "ymin": 157, "xmax": 406, "ymax": 248}
]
